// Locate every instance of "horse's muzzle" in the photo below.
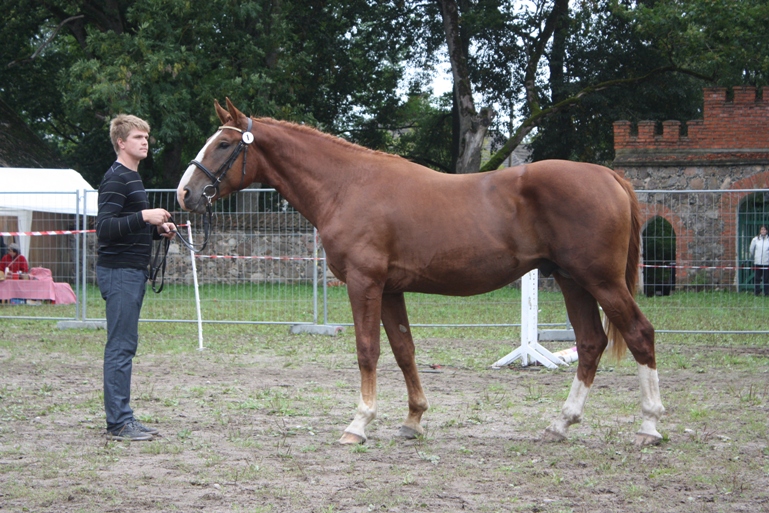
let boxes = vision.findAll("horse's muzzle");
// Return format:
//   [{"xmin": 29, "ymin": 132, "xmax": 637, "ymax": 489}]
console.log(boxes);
[{"xmin": 177, "ymin": 187, "xmax": 204, "ymax": 213}]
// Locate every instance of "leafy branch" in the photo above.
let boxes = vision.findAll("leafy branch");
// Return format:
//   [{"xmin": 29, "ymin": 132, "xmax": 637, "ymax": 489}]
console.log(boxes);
[
  {"xmin": 6, "ymin": 15, "xmax": 84, "ymax": 69},
  {"xmin": 480, "ymin": 65, "xmax": 716, "ymax": 172}
]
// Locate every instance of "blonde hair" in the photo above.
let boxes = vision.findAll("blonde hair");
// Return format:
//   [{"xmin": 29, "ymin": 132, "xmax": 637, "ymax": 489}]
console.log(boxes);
[{"xmin": 109, "ymin": 114, "xmax": 150, "ymax": 155}]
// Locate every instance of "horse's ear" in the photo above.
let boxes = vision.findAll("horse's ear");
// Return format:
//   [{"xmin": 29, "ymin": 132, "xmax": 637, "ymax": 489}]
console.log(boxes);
[
  {"xmin": 214, "ymin": 100, "xmax": 231, "ymax": 124},
  {"xmin": 224, "ymin": 97, "xmax": 248, "ymax": 127}
]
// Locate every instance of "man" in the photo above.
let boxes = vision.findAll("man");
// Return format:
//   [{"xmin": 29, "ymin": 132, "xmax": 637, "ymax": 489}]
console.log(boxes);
[
  {"xmin": 97, "ymin": 114, "xmax": 176, "ymax": 441},
  {"xmin": 749, "ymin": 225, "xmax": 769, "ymax": 296}
]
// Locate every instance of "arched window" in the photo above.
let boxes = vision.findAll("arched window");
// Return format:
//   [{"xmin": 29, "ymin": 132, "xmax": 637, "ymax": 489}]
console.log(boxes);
[
  {"xmin": 642, "ymin": 216, "xmax": 676, "ymax": 297},
  {"xmin": 737, "ymin": 192, "xmax": 769, "ymax": 291}
]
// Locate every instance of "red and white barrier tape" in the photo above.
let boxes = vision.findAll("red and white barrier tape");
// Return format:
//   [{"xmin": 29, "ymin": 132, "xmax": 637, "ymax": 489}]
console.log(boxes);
[
  {"xmin": 0, "ymin": 229, "xmax": 95, "ymax": 236},
  {"xmin": 1, "ymin": 223, "xmax": 188, "ymax": 237},
  {"xmin": 640, "ymin": 263, "xmax": 754, "ymax": 271},
  {"xmin": 196, "ymin": 255, "xmax": 321, "ymax": 262}
]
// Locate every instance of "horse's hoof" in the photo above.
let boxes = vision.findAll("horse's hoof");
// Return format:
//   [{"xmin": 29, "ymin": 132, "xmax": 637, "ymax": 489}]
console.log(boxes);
[
  {"xmin": 634, "ymin": 432, "xmax": 662, "ymax": 446},
  {"xmin": 339, "ymin": 431, "xmax": 366, "ymax": 445},
  {"xmin": 396, "ymin": 425, "xmax": 422, "ymax": 439},
  {"xmin": 542, "ymin": 427, "xmax": 567, "ymax": 443}
]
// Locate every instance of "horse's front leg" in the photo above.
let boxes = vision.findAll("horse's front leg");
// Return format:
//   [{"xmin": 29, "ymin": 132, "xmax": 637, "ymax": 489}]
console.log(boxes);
[
  {"xmin": 381, "ymin": 292, "xmax": 428, "ymax": 439},
  {"xmin": 339, "ymin": 277, "xmax": 384, "ymax": 445}
]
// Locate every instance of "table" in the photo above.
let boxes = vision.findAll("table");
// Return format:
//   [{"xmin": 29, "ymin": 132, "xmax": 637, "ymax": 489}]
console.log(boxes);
[{"xmin": 0, "ymin": 268, "xmax": 76, "ymax": 304}]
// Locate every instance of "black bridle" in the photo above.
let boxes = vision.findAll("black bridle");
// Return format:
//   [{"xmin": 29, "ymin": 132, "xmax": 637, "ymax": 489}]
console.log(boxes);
[
  {"xmin": 189, "ymin": 117, "xmax": 255, "ymax": 203},
  {"xmin": 150, "ymin": 118, "xmax": 255, "ymax": 293}
]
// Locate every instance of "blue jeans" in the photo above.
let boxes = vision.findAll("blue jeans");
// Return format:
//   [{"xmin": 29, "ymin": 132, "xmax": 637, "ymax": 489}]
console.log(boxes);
[{"xmin": 97, "ymin": 266, "xmax": 148, "ymax": 431}]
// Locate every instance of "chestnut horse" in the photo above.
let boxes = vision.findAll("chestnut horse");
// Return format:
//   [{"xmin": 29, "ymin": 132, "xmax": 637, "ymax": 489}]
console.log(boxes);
[{"xmin": 177, "ymin": 99, "xmax": 664, "ymax": 446}]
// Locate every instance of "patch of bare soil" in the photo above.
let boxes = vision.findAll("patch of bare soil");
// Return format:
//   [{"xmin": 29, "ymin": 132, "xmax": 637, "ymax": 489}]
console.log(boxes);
[{"xmin": 1, "ymin": 335, "xmax": 768, "ymax": 512}]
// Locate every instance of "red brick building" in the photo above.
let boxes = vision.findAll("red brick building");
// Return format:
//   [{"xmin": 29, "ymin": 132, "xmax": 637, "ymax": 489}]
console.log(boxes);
[{"xmin": 612, "ymin": 86, "xmax": 769, "ymax": 292}]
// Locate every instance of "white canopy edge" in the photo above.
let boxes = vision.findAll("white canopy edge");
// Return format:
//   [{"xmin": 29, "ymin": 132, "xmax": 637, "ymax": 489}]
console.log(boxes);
[{"xmin": 0, "ymin": 168, "xmax": 97, "ymax": 258}]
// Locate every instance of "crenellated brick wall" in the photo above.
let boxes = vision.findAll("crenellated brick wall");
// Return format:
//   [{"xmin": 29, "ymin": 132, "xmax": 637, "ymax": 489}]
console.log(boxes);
[
  {"xmin": 613, "ymin": 86, "xmax": 769, "ymax": 290},
  {"xmin": 614, "ymin": 86, "xmax": 769, "ymax": 166}
]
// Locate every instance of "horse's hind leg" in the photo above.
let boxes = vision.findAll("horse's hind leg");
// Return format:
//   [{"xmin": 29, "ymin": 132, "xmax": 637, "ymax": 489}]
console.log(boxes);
[
  {"xmin": 381, "ymin": 292, "xmax": 429, "ymax": 438},
  {"xmin": 596, "ymin": 288, "xmax": 664, "ymax": 446},
  {"xmin": 544, "ymin": 275, "xmax": 607, "ymax": 442}
]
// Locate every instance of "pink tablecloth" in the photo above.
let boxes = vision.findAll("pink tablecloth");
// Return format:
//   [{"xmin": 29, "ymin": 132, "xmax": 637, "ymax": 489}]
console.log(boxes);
[{"xmin": 0, "ymin": 268, "xmax": 76, "ymax": 304}]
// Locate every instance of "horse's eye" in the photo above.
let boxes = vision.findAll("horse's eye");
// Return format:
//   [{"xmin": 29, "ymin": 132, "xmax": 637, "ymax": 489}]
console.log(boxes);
[{"xmin": 218, "ymin": 141, "xmax": 230, "ymax": 149}]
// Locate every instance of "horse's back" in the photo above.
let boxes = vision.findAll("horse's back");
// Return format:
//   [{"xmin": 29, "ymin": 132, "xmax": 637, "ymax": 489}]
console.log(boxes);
[
  {"xmin": 494, "ymin": 159, "xmax": 632, "ymax": 229},
  {"xmin": 384, "ymin": 160, "xmax": 632, "ymax": 294}
]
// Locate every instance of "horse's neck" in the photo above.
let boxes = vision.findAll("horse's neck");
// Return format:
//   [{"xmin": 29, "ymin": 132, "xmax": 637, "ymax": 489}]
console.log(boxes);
[{"xmin": 255, "ymin": 121, "xmax": 368, "ymax": 228}]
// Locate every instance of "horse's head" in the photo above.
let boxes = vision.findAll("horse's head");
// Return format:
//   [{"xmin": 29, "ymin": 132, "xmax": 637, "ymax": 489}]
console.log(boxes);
[{"xmin": 177, "ymin": 98, "xmax": 256, "ymax": 213}]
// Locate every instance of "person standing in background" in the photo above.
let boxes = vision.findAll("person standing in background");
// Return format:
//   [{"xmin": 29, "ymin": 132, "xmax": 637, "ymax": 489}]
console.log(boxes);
[
  {"xmin": 749, "ymin": 225, "xmax": 769, "ymax": 296},
  {"xmin": 96, "ymin": 114, "xmax": 176, "ymax": 441}
]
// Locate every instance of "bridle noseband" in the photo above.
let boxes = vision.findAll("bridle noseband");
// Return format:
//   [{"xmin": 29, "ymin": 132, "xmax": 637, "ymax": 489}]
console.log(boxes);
[{"xmin": 189, "ymin": 116, "xmax": 255, "ymax": 202}]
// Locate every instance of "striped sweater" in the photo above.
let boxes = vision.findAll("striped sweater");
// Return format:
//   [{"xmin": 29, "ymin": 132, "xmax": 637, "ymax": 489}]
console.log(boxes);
[{"xmin": 96, "ymin": 162, "xmax": 154, "ymax": 270}]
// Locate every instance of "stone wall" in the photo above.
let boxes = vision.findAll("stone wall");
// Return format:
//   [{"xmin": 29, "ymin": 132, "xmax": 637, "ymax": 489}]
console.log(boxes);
[{"xmin": 162, "ymin": 232, "xmax": 320, "ymax": 286}]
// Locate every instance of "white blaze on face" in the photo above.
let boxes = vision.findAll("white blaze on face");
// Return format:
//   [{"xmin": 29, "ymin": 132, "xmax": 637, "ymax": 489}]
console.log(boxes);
[{"xmin": 176, "ymin": 130, "xmax": 222, "ymax": 210}]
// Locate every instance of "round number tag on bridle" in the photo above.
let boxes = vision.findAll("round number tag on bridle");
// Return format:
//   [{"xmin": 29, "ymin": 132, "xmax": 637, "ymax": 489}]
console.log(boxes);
[{"xmin": 242, "ymin": 132, "xmax": 254, "ymax": 144}]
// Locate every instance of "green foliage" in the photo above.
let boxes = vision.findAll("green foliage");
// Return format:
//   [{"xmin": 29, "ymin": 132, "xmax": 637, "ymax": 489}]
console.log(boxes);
[
  {"xmin": 526, "ymin": 0, "xmax": 706, "ymax": 164},
  {"xmin": 632, "ymin": 0, "xmax": 769, "ymax": 87},
  {"xmin": 381, "ymin": 92, "xmax": 454, "ymax": 172},
  {"xmin": 473, "ymin": 0, "xmax": 766, "ymax": 169},
  {"xmin": 1, "ymin": 0, "xmax": 767, "ymax": 182},
  {"xmin": 0, "ymin": 0, "xmax": 420, "ymax": 187}
]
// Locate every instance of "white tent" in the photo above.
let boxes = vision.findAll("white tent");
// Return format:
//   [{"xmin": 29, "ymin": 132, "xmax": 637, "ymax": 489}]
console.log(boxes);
[{"xmin": 0, "ymin": 168, "xmax": 97, "ymax": 257}]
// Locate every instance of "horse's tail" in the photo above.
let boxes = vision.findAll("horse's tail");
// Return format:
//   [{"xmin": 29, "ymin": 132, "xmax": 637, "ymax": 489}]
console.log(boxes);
[{"xmin": 605, "ymin": 173, "xmax": 640, "ymax": 362}]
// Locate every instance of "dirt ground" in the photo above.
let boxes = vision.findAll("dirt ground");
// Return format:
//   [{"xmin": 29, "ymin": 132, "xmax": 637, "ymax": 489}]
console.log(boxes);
[{"xmin": 1, "ymin": 327, "xmax": 768, "ymax": 512}]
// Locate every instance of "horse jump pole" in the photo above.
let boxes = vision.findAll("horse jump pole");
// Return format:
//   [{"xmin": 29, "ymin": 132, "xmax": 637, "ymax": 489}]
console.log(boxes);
[
  {"xmin": 186, "ymin": 221, "xmax": 205, "ymax": 351},
  {"xmin": 492, "ymin": 270, "xmax": 565, "ymax": 369}
]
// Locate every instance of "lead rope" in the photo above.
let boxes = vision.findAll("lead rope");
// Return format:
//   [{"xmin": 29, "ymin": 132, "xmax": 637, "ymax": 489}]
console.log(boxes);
[
  {"xmin": 149, "ymin": 233, "xmax": 171, "ymax": 293},
  {"xmin": 150, "ymin": 208, "xmax": 213, "ymax": 294}
]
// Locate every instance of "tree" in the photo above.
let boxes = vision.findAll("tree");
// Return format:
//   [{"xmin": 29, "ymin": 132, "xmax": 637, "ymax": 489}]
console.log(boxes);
[
  {"xmin": 2, "ymin": 0, "xmax": 767, "ymax": 181},
  {"xmin": 472, "ymin": 0, "xmax": 712, "ymax": 172},
  {"xmin": 436, "ymin": 0, "xmax": 494, "ymax": 174},
  {"xmin": 397, "ymin": 0, "xmax": 768, "ymax": 173},
  {"xmin": 0, "ymin": 0, "xmax": 420, "ymax": 187}
]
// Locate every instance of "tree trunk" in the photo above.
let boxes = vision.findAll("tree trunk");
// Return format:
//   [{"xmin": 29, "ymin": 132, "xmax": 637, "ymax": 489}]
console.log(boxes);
[
  {"xmin": 437, "ymin": 0, "xmax": 493, "ymax": 174},
  {"xmin": 480, "ymin": 0, "xmax": 569, "ymax": 171},
  {"xmin": 161, "ymin": 139, "xmax": 185, "ymax": 189},
  {"xmin": 546, "ymin": 0, "xmax": 572, "ymax": 160}
]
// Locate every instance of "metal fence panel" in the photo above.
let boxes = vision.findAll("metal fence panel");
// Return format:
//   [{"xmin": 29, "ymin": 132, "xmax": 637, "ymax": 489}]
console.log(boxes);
[
  {"xmin": 0, "ymin": 191, "xmax": 82, "ymax": 321},
  {"xmin": 3, "ymin": 188, "xmax": 769, "ymax": 334},
  {"xmin": 635, "ymin": 189, "xmax": 769, "ymax": 333},
  {"xmin": 83, "ymin": 189, "xmax": 319, "ymax": 325}
]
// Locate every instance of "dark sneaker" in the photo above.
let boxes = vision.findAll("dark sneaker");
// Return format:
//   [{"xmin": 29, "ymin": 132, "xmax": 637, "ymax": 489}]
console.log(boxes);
[
  {"xmin": 134, "ymin": 420, "xmax": 160, "ymax": 435},
  {"xmin": 107, "ymin": 421, "xmax": 154, "ymax": 441}
]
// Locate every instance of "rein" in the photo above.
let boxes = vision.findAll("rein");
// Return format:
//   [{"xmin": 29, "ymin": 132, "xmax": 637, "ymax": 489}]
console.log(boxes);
[
  {"xmin": 151, "ymin": 118, "xmax": 255, "ymax": 293},
  {"xmin": 149, "ymin": 213, "xmax": 213, "ymax": 294},
  {"xmin": 150, "ymin": 233, "xmax": 171, "ymax": 293}
]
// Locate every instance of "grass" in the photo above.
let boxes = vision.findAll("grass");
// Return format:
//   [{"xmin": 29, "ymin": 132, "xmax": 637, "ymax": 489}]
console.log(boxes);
[{"xmin": 4, "ymin": 281, "xmax": 769, "ymax": 333}]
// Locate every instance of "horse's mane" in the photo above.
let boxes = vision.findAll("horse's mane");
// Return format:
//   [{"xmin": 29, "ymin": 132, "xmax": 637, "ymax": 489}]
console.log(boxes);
[{"xmin": 253, "ymin": 117, "xmax": 403, "ymax": 161}]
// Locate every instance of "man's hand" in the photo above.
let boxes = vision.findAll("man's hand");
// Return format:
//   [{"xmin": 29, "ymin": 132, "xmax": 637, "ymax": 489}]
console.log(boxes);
[
  {"xmin": 142, "ymin": 208, "xmax": 171, "ymax": 226},
  {"xmin": 157, "ymin": 222, "xmax": 177, "ymax": 239}
]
